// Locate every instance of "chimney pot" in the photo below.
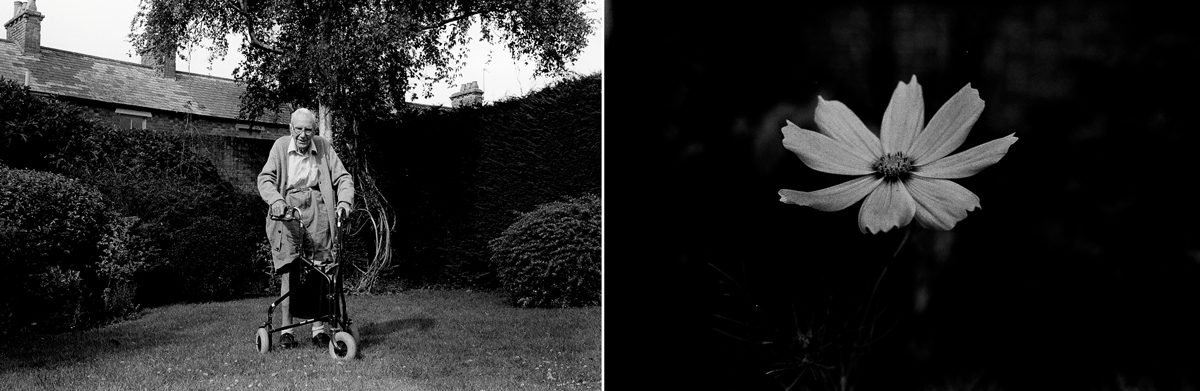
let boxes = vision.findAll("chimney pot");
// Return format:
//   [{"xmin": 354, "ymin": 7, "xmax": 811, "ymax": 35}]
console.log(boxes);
[
  {"xmin": 5, "ymin": 0, "xmax": 42, "ymax": 55},
  {"xmin": 449, "ymin": 81, "xmax": 484, "ymax": 108},
  {"xmin": 141, "ymin": 47, "xmax": 177, "ymax": 79},
  {"xmin": 164, "ymin": 51, "xmax": 176, "ymax": 79}
]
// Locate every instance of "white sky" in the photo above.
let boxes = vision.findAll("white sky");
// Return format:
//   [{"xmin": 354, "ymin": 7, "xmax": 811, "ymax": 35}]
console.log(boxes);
[{"xmin": 19, "ymin": 0, "xmax": 603, "ymax": 106}]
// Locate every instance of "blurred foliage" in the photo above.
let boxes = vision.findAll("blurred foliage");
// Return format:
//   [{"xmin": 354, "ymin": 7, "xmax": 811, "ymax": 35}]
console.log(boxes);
[{"xmin": 489, "ymin": 194, "xmax": 600, "ymax": 308}]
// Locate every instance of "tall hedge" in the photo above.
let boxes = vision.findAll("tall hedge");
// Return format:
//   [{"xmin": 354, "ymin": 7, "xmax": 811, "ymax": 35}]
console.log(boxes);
[{"xmin": 363, "ymin": 73, "xmax": 601, "ymax": 287}]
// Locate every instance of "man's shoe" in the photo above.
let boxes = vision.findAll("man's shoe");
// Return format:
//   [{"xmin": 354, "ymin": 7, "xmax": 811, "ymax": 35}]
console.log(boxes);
[
  {"xmin": 312, "ymin": 332, "xmax": 330, "ymax": 347},
  {"xmin": 279, "ymin": 333, "xmax": 299, "ymax": 349}
]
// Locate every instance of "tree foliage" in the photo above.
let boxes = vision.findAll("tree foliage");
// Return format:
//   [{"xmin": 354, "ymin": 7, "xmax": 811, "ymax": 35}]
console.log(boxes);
[{"xmin": 130, "ymin": 0, "xmax": 595, "ymax": 119}]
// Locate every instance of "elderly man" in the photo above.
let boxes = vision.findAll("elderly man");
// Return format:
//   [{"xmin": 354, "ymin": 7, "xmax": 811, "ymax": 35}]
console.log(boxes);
[{"xmin": 258, "ymin": 108, "xmax": 354, "ymax": 349}]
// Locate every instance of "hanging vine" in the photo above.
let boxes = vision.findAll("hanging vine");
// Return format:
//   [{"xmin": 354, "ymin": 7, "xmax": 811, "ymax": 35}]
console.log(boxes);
[{"xmin": 332, "ymin": 118, "xmax": 395, "ymax": 293}]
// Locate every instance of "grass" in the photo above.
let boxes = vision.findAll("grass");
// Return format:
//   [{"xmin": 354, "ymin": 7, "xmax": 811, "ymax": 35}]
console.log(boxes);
[{"xmin": 0, "ymin": 289, "xmax": 601, "ymax": 390}]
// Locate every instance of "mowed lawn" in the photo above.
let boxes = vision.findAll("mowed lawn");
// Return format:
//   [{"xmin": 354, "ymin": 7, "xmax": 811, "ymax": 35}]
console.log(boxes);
[{"xmin": 0, "ymin": 289, "xmax": 601, "ymax": 390}]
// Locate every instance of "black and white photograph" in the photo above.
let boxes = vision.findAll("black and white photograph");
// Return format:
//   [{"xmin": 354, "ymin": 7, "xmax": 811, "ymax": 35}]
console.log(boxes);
[
  {"xmin": 1, "ymin": 0, "xmax": 600, "ymax": 389},
  {"xmin": 606, "ymin": 0, "xmax": 1200, "ymax": 390}
]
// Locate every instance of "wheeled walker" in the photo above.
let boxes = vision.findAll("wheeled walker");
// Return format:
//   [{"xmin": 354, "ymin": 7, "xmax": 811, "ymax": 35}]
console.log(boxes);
[{"xmin": 254, "ymin": 206, "xmax": 358, "ymax": 360}]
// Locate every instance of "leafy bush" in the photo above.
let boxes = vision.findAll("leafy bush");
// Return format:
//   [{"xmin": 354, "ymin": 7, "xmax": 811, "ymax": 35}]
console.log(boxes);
[
  {"xmin": 0, "ymin": 79, "xmax": 103, "ymax": 172},
  {"xmin": 97, "ymin": 216, "xmax": 157, "ymax": 317},
  {"xmin": 488, "ymin": 194, "xmax": 601, "ymax": 308},
  {"xmin": 253, "ymin": 237, "xmax": 279, "ymax": 296},
  {"xmin": 0, "ymin": 168, "xmax": 110, "ymax": 271},
  {"xmin": 141, "ymin": 209, "xmax": 265, "ymax": 306},
  {"xmin": 0, "ymin": 167, "xmax": 111, "ymax": 333},
  {"xmin": 30, "ymin": 266, "xmax": 89, "ymax": 329}
]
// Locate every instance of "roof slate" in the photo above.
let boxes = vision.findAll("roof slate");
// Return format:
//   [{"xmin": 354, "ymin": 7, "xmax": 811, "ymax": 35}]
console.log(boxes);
[{"xmin": 0, "ymin": 39, "xmax": 287, "ymax": 124}]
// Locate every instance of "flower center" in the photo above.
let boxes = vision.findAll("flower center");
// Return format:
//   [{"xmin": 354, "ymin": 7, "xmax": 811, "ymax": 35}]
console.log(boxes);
[{"xmin": 873, "ymin": 152, "xmax": 914, "ymax": 180}]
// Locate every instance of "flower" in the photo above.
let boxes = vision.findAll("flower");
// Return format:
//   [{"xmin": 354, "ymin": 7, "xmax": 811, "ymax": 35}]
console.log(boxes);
[{"xmin": 778, "ymin": 76, "xmax": 1017, "ymax": 233}]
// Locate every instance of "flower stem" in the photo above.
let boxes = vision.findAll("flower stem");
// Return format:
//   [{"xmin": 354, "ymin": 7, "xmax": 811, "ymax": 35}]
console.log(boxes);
[
  {"xmin": 847, "ymin": 228, "xmax": 915, "ymax": 388},
  {"xmin": 868, "ymin": 227, "xmax": 910, "ymax": 308},
  {"xmin": 859, "ymin": 226, "xmax": 912, "ymax": 343},
  {"xmin": 892, "ymin": 226, "xmax": 912, "ymax": 259}
]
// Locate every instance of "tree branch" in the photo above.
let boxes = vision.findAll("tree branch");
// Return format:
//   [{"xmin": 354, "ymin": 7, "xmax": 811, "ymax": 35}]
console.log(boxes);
[
  {"xmin": 414, "ymin": 7, "xmax": 504, "ymax": 32},
  {"xmin": 225, "ymin": 0, "xmax": 284, "ymax": 55},
  {"xmin": 227, "ymin": 2, "xmax": 514, "ymax": 53}
]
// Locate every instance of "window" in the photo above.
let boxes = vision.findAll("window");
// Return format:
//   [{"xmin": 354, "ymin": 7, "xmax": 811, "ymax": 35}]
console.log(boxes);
[
  {"xmin": 115, "ymin": 108, "xmax": 151, "ymax": 130},
  {"xmin": 235, "ymin": 123, "xmax": 262, "ymax": 134}
]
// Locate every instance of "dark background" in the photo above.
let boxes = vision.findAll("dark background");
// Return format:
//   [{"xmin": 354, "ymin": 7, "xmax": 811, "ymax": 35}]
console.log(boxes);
[{"xmin": 606, "ymin": 0, "xmax": 1200, "ymax": 389}]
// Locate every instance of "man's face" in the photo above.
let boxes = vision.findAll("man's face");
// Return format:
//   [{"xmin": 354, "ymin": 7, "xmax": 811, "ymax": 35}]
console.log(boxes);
[{"xmin": 291, "ymin": 116, "xmax": 316, "ymax": 151}]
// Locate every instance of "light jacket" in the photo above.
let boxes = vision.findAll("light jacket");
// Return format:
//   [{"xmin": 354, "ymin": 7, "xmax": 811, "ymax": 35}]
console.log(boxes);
[{"xmin": 257, "ymin": 135, "xmax": 354, "ymax": 270}]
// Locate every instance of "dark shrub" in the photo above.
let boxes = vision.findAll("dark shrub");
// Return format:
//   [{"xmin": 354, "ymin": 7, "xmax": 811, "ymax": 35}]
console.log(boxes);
[
  {"xmin": 96, "ymin": 216, "xmax": 157, "ymax": 317},
  {"xmin": 0, "ymin": 167, "xmax": 111, "ymax": 333},
  {"xmin": 0, "ymin": 168, "xmax": 110, "ymax": 270},
  {"xmin": 0, "ymin": 79, "xmax": 102, "ymax": 172},
  {"xmin": 253, "ymin": 237, "xmax": 279, "ymax": 295},
  {"xmin": 141, "ymin": 206, "xmax": 264, "ymax": 305},
  {"xmin": 30, "ymin": 266, "xmax": 88, "ymax": 329},
  {"xmin": 488, "ymin": 194, "xmax": 601, "ymax": 308}
]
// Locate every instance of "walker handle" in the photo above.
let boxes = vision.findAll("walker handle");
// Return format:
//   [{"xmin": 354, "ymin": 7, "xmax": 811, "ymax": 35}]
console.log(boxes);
[{"xmin": 269, "ymin": 206, "xmax": 302, "ymax": 221}]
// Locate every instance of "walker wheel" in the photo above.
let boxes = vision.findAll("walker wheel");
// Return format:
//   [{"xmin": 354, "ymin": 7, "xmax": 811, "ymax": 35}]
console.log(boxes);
[
  {"xmin": 255, "ymin": 327, "xmax": 271, "ymax": 354},
  {"xmin": 328, "ymin": 331, "xmax": 357, "ymax": 360}
]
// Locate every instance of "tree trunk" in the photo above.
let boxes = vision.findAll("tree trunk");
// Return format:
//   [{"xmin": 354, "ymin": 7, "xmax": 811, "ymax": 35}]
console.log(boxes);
[
  {"xmin": 318, "ymin": 102, "xmax": 333, "ymax": 140},
  {"xmin": 324, "ymin": 114, "xmax": 396, "ymax": 294}
]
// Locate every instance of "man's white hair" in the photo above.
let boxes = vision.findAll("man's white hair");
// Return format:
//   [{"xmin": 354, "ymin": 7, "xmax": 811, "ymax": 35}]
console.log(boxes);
[{"xmin": 291, "ymin": 108, "xmax": 317, "ymax": 125}]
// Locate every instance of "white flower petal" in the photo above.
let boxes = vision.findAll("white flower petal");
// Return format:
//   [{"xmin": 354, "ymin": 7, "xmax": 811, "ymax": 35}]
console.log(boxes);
[
  {"xmin": 779, "ymin": 176, "xmax": 882, "ymax": 212},
  {"xmin": 857, "ymin": 179, "xmax": 917, "ymax": 234},
  {"xmin": 815, "ymin": 96, "xmax": 883, "ymax": 162},
  {"xmin": 781, "ymin": 121, "xmax": 875, "ymax": 176},
  {"xmin": 905, "ymin": 176, "xmax": 981, "ymax": 231},
  {"xmin": 880, "ymin": 75, "xmax": 925, "ymax": 154},
  {"xmin": 908, "ymin": 84, "xmax": 985, "ymax": 165},
  {"xmin": 916, "ymin": 134, "xmax": 1018, "ymax": 179}
]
